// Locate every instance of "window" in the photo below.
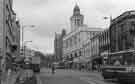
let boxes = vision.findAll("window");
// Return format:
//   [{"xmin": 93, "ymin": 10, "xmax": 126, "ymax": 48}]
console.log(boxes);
[
  {"xmin": 77, "ymin": 19, "xmax": 80, "ymax": 25},
  {"xmin": 79, "ymin": 51, "xmax": 81, "ymax": 56}
]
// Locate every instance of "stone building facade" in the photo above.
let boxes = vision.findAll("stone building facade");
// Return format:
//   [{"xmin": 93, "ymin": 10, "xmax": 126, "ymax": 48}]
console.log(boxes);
[
  {"xmin": 110, "ymin": 11, "xmax": 135, "ymax": 52},
  {"xmin": 0, "ymin": 0, "xmax": 20, "ymax": 72},
  {"xmin": 83, "ymin": 29, "xmax": 103, "ymax": 59},
  {"xmin": 70, "ymin": 4, "xmax": 84, "ymax": 32},
  {"xmin": 54, "ymin": 29, "xmax": 66, "ymax": 62},
  {"xmin": 99, "ymin": 29, "xmax": 110, "ymax": 56},
  {"xmin": 63, "ymin": 4, "xmax": 103, "ymax": 69},
  {"xmin": 83, "ymin": 29, "xmax": 103, "ymax": 70}
]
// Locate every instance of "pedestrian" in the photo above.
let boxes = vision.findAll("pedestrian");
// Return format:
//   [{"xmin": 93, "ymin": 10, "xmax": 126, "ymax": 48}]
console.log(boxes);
[{"xmin": 51, "ymin": 64, "xmax": 55, "ymax": 74}]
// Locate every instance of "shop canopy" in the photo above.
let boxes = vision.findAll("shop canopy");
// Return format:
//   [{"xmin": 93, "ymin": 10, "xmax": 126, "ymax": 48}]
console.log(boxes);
[
  {"xmin": 65, "ymin": 61, "xmax": 73, "ymax": 64},
  {"xmin": 73, "ymin": 56, "xmax": 90, "ymax": 63},
  {"xmin": 91, "ymin": 56, "xmax": 103, "ymax": 64}
]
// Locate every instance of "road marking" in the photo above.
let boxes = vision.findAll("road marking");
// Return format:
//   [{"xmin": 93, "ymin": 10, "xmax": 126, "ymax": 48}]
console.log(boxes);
[{"xmin": 80, "ymin": 77, "xmax": 97, "ymax": 84}]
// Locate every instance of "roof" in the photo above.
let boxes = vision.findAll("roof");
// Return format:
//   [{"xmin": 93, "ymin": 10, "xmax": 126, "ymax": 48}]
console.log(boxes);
[
  {"xmin": 63, "ymin": 26, "xmax": 103, "ymax": 40},
  {"xmin": 111, "ymin": 10, "xmax": 135, "ymax": 25}
]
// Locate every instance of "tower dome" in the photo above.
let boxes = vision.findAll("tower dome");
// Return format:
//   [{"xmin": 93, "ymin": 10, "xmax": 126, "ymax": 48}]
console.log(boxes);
[
  {"xmin": 73, "ymin": 3, "xmax": 80, "ymax": 15},
  {"xmin": 70, "ymin": 3, "xmax": 84, "ymax": 31},
  {"xmin": 74, "ymin": 4, "xmax": 80, "ymax": 12}
]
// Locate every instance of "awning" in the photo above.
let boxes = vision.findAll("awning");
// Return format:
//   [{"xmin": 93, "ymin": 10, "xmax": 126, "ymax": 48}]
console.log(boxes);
[
  {"xmin": 91, "ymin": 56, "xmax": 103, "ymax": 64},
  {"xmin": 65, "ymin": 61, "xmax": 73, "ymax": 64},
  {"xmin": 101, "ymin": 51, "xmax": 109, "ymax": 56},
  {"xmin": 73, "ymin": 56, "xmax": 90, "ymax": 63},
  {"xmin": 73, "ymin": 57, "xmax": 80, "ymax": 63},
  {"xmin": 79, "ymin": 56, "xmax": 90, "ymax": 63},
  {"xmin": 91, "ymin": 56, "xmax": 102, "ymax": 60}
]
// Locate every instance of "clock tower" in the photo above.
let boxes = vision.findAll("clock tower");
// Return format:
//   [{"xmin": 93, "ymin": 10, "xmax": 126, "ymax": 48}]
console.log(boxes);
[{"xmin": 70, "ymin": 4, "xmax": 84, "ymax": 31}]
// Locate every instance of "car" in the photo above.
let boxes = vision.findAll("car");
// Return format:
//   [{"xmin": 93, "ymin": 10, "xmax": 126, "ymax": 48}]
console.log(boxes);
[{"xmin": 22, "ymin": 61, "xmax": 32, "ymax": 70}]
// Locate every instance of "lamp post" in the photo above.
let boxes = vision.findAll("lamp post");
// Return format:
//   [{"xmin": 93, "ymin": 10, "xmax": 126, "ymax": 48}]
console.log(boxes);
[
  {"xmin": 103, "ymin": 16, "xmax": 112, "ymax": 27},
  {"xmin": 24, "ymin": 41, "xmax": 32, "ymax": 58},
  {"xmin": 21, "ymin": 25, "xmax": 35, "ymax": 57},
  {"xmin": 21, "ymin": 25, "xmax": 35, "ymax": 49},
  {"xmin": 103, "ymin": 16, "xmax": 112, "ymax": 64}
]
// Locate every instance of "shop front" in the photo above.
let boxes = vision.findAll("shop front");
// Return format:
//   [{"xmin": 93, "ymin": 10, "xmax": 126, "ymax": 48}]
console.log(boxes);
[
  {"xmin": 64, "ymin": 61, "xmax": 73, "ymax": 69},
  {"xmin": 73, "ymin": 56, "xmax": 90, "ymax": 71},
  {"xmin": 91, "ymin": 56, "xmax": 103, "ymax": 71}
]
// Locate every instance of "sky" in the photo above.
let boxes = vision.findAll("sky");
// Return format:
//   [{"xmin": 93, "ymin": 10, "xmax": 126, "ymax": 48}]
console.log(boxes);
[{"xmin": 13, "ymin": 0, "xmax": 135, "ymax": 54}]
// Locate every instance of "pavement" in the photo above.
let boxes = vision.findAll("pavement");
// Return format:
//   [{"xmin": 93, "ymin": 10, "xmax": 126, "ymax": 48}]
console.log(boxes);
[
  {"xmin": 1, "ymin": 68, "xmax": 117, "ymax": 84},
  {"xmin": 1, "ymin": 70, "xmax": 20, "ymax": 84},
  {"xmin": 37, "ymin": 68, "xmax": 113, "ymax": 84},
  {"xmin": 1, "ymin": 69, "xmax": 36, "ymax": 84}
]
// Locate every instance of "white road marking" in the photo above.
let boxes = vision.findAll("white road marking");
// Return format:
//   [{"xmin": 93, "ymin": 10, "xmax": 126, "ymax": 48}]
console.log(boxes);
[{"xmin": 80, "ymin": 77, "xmax": 97, "ymax": 84}]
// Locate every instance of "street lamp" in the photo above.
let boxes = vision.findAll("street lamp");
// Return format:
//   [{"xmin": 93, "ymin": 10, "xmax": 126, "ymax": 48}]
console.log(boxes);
[
  {"xmin": 21, "ymin": 25, "xmax": 35, "ymax": 48},
  {"xmin": 21, "ymin": 25, "xmax": 35, "ymax": 57},
  {"xmin": 103, "ymin": 16, "xmax": 112, "ymax": 64},
  {"xmin": 103, "ymin": 16, "xmax": 112, "ymax": 25},
  {"xmin": 24, "ymin": 41, "xmax": 32, "ymax": 58}
]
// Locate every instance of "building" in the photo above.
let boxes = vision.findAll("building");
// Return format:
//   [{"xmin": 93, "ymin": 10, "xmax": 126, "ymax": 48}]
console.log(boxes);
[
  {"xmin": 54, "ymin": 29, "xmax": 66, "ymax": 62},
  {"xmin": 90, "ymin": 33, "xmax": 100, "ymax": 59},
  {"xmin": 63, "ymin": 4, "xmax": 103, "ymax": 69},
  {"xmin": 12, "ymin": 15, "xmax": 20, "ymax": 57},
  {"xmin": 15, "ymin": 21, "xmax": 20, "ymax": 57},
  {"xmin": 110, "ymin": 11, "xmax": 135, "ymax": 52},
  {"xmin": 83, "ymin": 29, "xmax": 103, "ymax": 70},
  {"xmin": 70, "ymin": 4, "xmax": 84, "ymax": 32},
  {"xmin": 0, "ymin": 0, "xmax": 20, "ymax": 72},
  {"xmin": 99, "ymin": 29, "xmax": 110, "ymax": 57}
]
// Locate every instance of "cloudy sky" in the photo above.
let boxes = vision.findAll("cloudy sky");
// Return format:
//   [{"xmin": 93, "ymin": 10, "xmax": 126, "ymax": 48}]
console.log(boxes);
[{"xmin": 13, "ymin": 0, "xmax": 135, "ymax": 54}]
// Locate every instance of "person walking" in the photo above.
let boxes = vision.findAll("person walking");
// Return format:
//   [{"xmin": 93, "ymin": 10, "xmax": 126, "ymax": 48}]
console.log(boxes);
[{"xmin": 51, "ymin": 64, "xmax": 55, "ymax": 74}]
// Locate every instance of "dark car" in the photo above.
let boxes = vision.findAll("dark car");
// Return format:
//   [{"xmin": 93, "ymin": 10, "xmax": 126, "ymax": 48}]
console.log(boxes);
[{"xmin": 22, "ymin": 61, "xmax": 32, "ymax": 70}]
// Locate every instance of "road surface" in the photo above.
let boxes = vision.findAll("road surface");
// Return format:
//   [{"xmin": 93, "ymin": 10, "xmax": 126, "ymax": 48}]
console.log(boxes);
[{"xmin": 37, "ymin": 68, "xmax": 118, "ymax": 84}]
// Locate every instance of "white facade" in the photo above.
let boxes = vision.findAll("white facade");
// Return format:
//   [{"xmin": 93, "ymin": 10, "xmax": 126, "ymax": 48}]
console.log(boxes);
[
  {"xmin": 70, "ymin": 4, "xmax": 84, "ymax": 32},
  {"xmin": 90, "ymin": 34, "xmax": 100, "ymax": 58},
  {"xmin": 63, "ymin": 4, "xmax": 103, "ymax": 63},
  {"xmin": 83, "ymin": 29, "xmax": 103, "ymax": 60},
  {"xmin": 63, "ymin": 25, "xmax": 90, "ymax": 58},
  {"xmin": 63, "ymin": 25, "xmax": 103, "ymax": 61}
]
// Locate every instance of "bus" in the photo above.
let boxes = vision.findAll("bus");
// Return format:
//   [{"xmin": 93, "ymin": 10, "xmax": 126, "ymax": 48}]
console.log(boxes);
[{"xmin": 101, "ymin": 49, "xmax": 135, "ymax": 84}]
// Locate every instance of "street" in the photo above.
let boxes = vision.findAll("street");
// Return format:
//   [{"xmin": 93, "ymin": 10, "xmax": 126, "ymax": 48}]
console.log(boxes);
[
  {"xmin": 2, "ymin": 0, "xmax": 135, "ymax": 84},
  {"xmin": 37, "ymin": 68, "xmax": 118, "ymax": 84}
]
